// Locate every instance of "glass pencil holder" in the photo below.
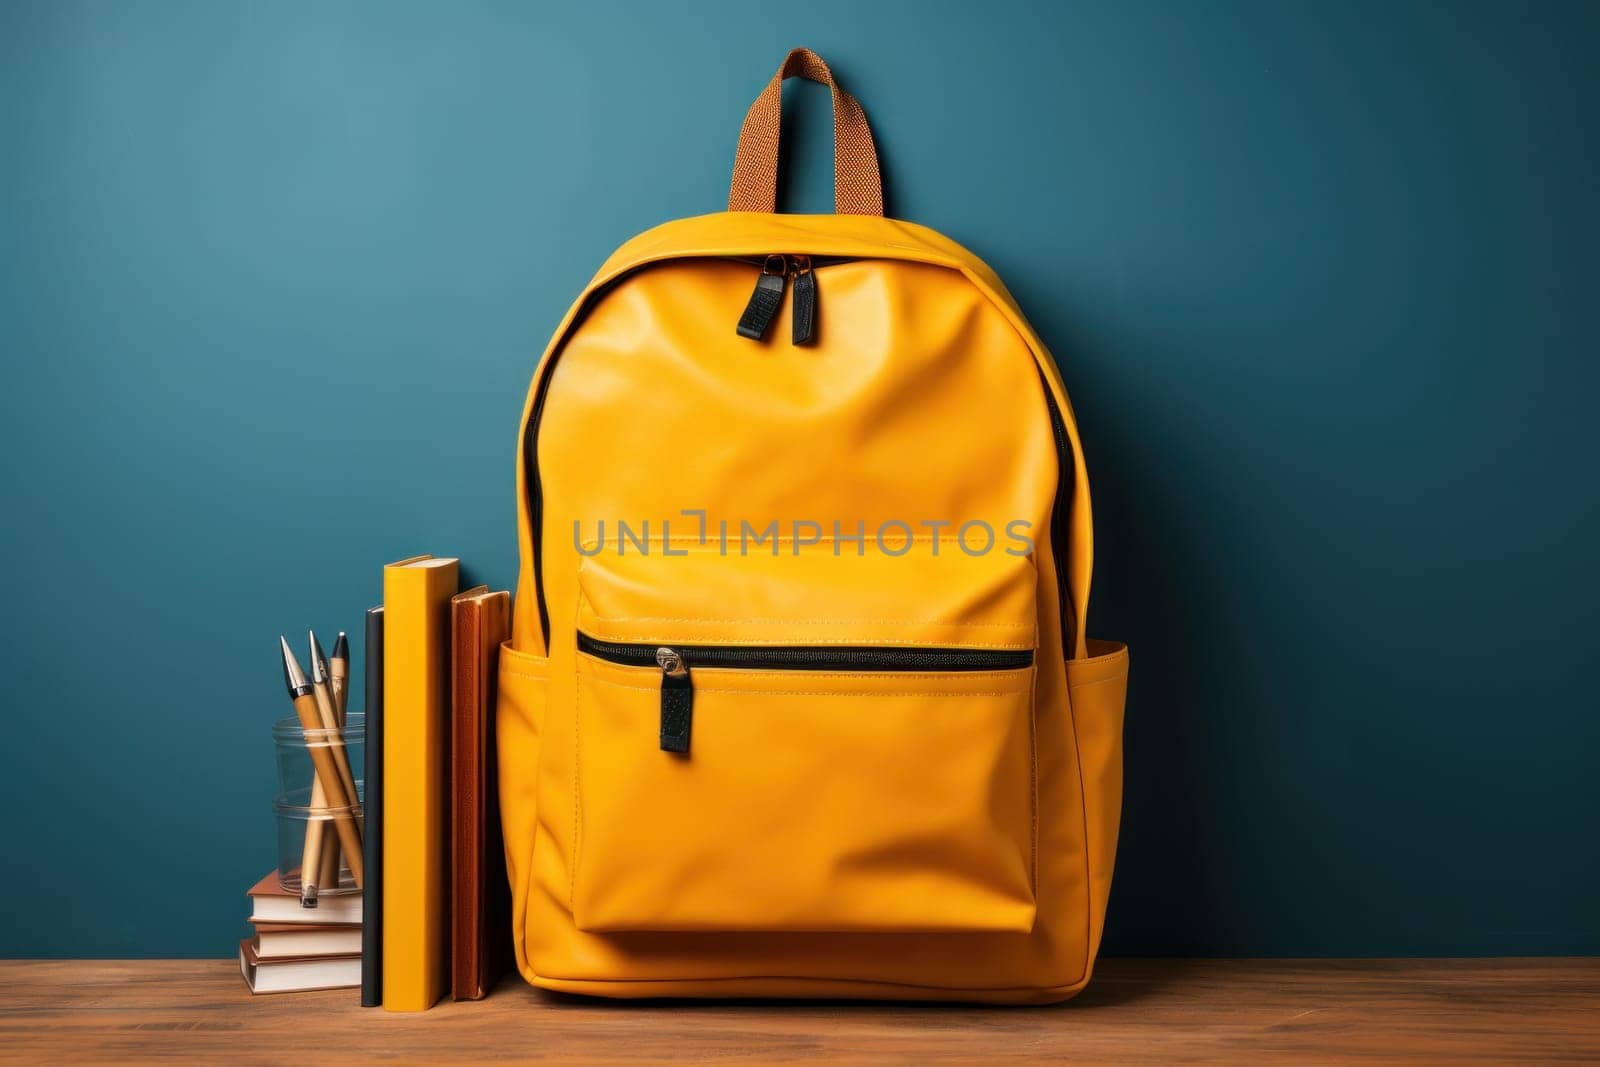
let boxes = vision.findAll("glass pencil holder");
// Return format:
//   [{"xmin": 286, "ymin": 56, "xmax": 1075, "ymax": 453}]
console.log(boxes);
[{"xmin": 272, "ymin": 714, "xmax": 365, "ymax": 900}]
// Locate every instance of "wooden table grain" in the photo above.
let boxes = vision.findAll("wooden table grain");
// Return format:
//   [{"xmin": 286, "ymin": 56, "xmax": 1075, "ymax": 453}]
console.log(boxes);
[{"xmin": 1, "ymin": 958, "xmax": 1596, "ymax": 1063}]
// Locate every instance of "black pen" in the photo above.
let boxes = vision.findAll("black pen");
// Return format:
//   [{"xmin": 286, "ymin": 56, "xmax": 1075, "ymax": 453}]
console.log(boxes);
[{"xmin": 330, "ymin": 631, "xmax": 350, "ymax": 724}]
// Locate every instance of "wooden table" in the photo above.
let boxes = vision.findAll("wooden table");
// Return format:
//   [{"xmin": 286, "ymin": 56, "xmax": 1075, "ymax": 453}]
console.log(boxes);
[{"xmin": 2, "ymin": 959, "xmax": 1596, "ymax": 1063}]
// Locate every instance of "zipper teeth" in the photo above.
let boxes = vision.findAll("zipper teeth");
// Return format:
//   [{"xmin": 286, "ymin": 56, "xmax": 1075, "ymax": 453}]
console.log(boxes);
[
  {"xmin": 728, "ymin": 254, "xmax": 859, "ymax": 269},
  {"xmin": 1038, "ymin": 371, "xmax": 1076, "ymax": 651},
  {"xmin": 577, "ymin": 632, "xmax": 1033, "ymax": 672}
]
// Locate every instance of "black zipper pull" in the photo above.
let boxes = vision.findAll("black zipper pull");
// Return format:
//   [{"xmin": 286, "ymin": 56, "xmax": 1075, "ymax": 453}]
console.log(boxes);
[
  {"xmin": 656, "ymin": 647, "xmax": 693, "ymax": 753},
  {"xmin": 790, "ymin": 255, "xmax": 816, "ymax": 345},
  {"xmin": 736, "ymin": 255, "xmax": 788, "ymax": 340}
]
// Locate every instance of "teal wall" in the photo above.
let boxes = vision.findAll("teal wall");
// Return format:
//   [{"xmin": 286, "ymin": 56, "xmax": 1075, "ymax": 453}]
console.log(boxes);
[{"xmin": 2, "ymin": 0, "xmax": 1596, "ymax": 958}]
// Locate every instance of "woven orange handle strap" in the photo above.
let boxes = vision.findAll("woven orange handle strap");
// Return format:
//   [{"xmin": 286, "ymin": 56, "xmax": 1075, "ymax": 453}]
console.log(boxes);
[{"xmin": 728, "ymin": 47, "xmax": 884, "ymax": 216}]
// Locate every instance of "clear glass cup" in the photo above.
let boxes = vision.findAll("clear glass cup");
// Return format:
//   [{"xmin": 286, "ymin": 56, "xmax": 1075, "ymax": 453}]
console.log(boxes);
[
  {"xmin": 272, "ymin": 714, "xmax": 365, "ymax": 898},
  {"xmin": 273, "ymin": 713, "xmax": 364, "ymax": 798}
]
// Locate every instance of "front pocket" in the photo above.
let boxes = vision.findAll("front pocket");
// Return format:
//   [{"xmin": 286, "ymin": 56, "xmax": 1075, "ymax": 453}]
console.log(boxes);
[{"xmin": 567, "ymin": 545, "xmax": 1040, "ymax": 935}]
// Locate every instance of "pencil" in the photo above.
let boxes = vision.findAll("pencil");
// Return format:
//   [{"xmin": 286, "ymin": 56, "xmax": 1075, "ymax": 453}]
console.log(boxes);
[
  {"xmin": 300, "ymin": 777, "xmax": 328, "ymax": 906},
  {"xmin": 299, "ymin": 641, "xmax": 334, "ymax": 904},
  {"xmin": 310, "ymin": 631, "xmax": 359, "ymax": 889},
  {"xmin": 328, "ymin": 631, "xmax": 352, "ymax": 889},
  {"xmin": 309, "ymin": 631, "xmax": 361, "ymax": 813},
  {"xmin": 300, "ymin": 643, "xmax": 337, "ymax": 902},
  {"xmin": 281, "ymin": 637, "xmax": 364, "ymax": 887}
]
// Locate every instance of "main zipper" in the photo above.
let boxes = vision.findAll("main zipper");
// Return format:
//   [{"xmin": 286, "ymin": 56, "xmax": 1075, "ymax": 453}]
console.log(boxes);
[
  {"xmin": 577, "ymin": 632, "xmax": 1035, "ymax": 754},
  {"xmin": 1037, "ymin": 370, "xmax": 1077, "ymax": 657},
  {"xmin": 735, "ymin": 254, "xmax": 833, "ymax": 344},
  {"xmin": 521, "ymin": 254, "xmax": 1077, "ymax": 657}
]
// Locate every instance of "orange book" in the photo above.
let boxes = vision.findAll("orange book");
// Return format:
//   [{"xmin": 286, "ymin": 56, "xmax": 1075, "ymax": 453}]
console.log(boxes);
[{"xmin": 381, "ymin": 555, "xmax": 459, "ymax": 1012}]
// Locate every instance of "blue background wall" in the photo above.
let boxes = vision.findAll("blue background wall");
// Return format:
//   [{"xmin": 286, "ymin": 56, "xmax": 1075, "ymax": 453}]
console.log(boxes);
[{"xmin": 2, "ymin": 0, "xmax": 1596, "ymax": 957}]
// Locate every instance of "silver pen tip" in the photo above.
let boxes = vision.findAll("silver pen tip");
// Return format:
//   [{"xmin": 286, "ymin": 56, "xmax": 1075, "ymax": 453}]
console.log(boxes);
[
  {"xmin": 308, "ymin": 629, "xmax": 329, "ymax": 683},
  {"xmin": 280, "ymin": 636, "xmax": 309, "ymax": 693}
]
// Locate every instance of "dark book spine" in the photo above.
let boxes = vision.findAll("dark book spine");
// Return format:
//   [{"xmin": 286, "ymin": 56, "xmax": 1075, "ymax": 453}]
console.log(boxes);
[{"xmin": 360, "ymin": 606, "xmax": 384, "ymax": 1007}]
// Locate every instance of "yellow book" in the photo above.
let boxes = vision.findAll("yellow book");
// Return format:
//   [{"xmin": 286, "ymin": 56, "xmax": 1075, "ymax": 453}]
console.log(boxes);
[{"xmin": 382, "ymin": 554, "xmax": 459, "ymax": 1012}]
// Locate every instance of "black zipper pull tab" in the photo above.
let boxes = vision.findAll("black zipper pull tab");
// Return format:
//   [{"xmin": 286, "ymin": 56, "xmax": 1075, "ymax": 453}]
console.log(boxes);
[
  {"xmin": 736, "ymin": 255, "xmax": 788, "ymax": 340},
  {"xmin": 790, "ymin": 255, "xmax": 816, "ymax": 345},
  {"xmin": 656, "ymin": 647, "xmax": 693, "ymax": 753}
]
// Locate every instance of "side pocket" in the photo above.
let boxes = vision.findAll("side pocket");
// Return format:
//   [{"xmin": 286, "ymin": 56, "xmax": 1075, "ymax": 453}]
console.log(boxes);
[
  {"xmin": 496, "ymin": 641, "xmax": 548, "ymax": 976},
  {"xmin": 1066, "ymin": 639, "xmax": 1129, "ymax": 965}
]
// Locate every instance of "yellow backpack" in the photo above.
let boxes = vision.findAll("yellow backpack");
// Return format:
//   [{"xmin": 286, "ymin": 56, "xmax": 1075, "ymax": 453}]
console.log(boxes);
[{"xmin": 498, "ymin": 47, "xmax": 1129, "ymax": 1003}]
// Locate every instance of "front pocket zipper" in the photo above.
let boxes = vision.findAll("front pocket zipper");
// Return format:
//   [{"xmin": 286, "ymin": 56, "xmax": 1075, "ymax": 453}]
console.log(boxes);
[
  {"xmin": 521, "ymin": 253, "xmax": 1073, "ymax": 660},
  {"xmin": 577, "ymin": 632, "xmax": 1035, "ymax": 754}
]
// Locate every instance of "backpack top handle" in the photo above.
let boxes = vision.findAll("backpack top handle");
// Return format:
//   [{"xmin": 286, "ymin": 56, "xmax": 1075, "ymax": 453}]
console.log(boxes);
[{"xmin": 728, "ymin": 47, "xmax": 885, "ymax": 217}]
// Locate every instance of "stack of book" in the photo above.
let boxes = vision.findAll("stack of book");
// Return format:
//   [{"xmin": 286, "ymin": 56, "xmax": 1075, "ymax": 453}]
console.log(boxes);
[
  {"xmin": 238, "ymin": 553, "xmax": 513, "ymax": 1007},
  {"xmin": 239, "ymin": 872, "xmax": 363, "ymax": 994}
]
